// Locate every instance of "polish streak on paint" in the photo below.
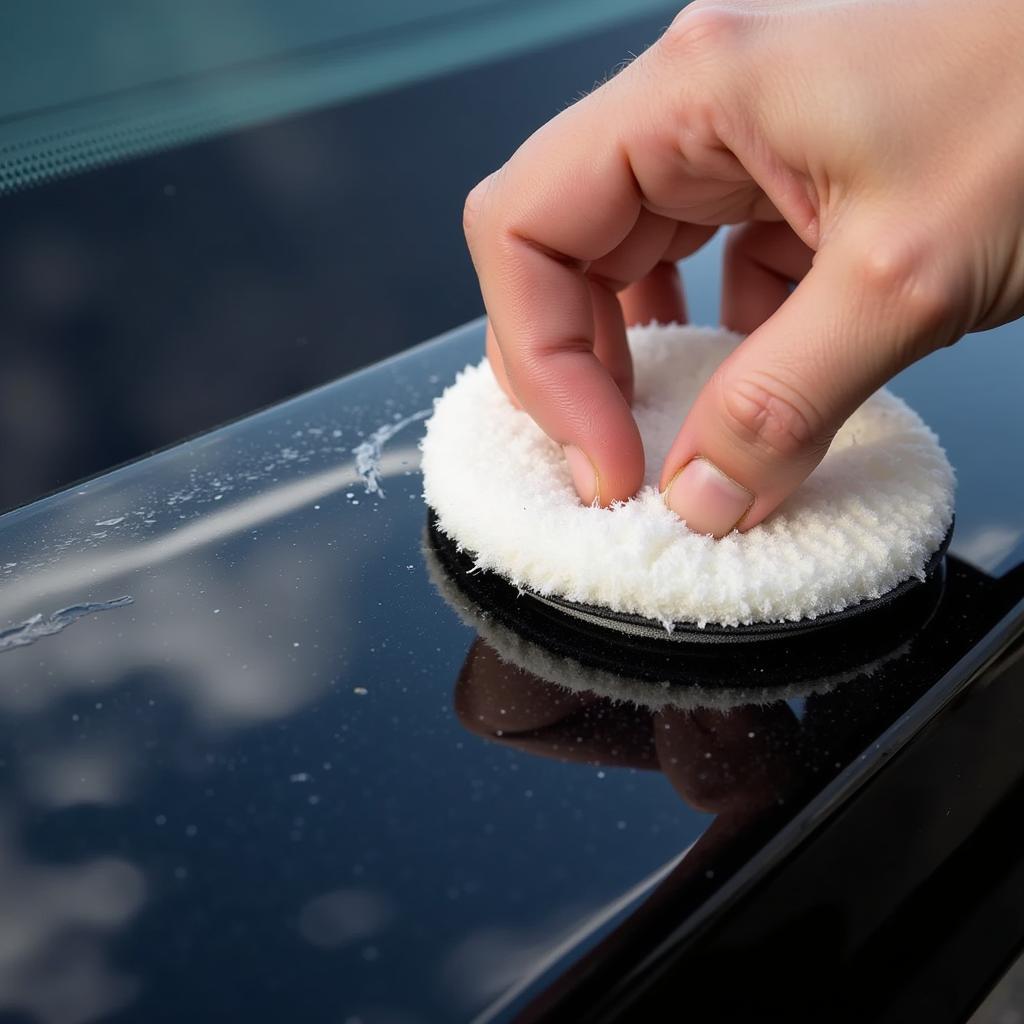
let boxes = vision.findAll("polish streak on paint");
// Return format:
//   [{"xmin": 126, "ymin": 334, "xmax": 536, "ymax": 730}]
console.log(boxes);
[
  {"xmin": 0, "ymin": 596, "xmax": 134, "ymax": 654},
  {"xmin": 352, "ymin": 409, "xmax": 430, "ymax": 496}
]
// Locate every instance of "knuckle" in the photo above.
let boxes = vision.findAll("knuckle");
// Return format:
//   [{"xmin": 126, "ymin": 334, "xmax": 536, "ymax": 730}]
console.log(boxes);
[
  {"xmin": 653, "ymin": 7, "xmax": 750, "ymax": 158},
  {"xmin": 851, "ymin": 237, "xmax": 957, "ymax": 356},
  {"xmin": 853, "ymin": 238, "xmax": 952, "ymax": 321},
  {"xmin": 853, "ymin": 239, "xmax": 922, "ymax": 298},
  {"xmin": 507, "ymin": 342, "xmax": 600, "ymax": 423},
  {"xmin": 514, "ymin": 337, "xmax": 590, "ymax": 388},
  {"xmin": 718, "ymin": 370, "xmax": 830, "ymax": 461},
  {"xmin": 660, "ymin": 5, "xmax": 747, "ymax": 65}
]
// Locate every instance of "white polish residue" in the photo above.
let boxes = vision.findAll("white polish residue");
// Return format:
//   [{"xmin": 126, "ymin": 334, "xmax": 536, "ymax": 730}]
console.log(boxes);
[
  {"xmin": 351, "ymin": 408, "xmax": 430, "ymax": 497},
  {"xmin": 0, "ymin": 596, "xmax": 134, "ymax": 654}
]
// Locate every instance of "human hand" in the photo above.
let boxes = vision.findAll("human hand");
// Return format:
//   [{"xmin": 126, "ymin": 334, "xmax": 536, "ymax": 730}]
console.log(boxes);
[{"xmin": 464, "ymin": 0, "xmax": 1024, "ymax": 536}]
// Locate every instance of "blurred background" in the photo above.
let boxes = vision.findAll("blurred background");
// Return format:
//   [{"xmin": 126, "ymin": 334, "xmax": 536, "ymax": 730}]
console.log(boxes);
[{"xmin": 0, "ymin": 0, "xmax": 682, "ymax": 513}]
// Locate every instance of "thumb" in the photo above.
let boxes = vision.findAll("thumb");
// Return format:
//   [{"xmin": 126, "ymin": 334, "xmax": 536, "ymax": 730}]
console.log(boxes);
[{"xmin": 659, "ymin": 232, "xmax": 951, "ymax": 537}]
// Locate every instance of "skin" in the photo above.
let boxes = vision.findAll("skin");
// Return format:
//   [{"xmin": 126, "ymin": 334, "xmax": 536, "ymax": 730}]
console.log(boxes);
[{"xmin": 464, "ymin": 0, "xmax": 1024, "ymax": 537}]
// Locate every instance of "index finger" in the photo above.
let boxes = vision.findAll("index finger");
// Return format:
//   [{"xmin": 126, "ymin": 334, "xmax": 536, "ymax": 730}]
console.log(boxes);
[{"xmin": 464, "ymin": 97, "xmax": 646, "ymax": 504}]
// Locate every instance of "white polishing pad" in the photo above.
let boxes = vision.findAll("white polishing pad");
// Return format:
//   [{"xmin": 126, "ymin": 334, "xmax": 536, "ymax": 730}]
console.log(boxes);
[{"xmin": 421, "ymin": 325, "xmax": 955, "ymax": 629}]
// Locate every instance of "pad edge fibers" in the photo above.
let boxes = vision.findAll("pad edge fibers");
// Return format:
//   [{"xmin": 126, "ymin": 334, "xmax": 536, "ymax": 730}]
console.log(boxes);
[{"xmin": 420, "ymin": 325, "xmax": 955, "ymax": 628}]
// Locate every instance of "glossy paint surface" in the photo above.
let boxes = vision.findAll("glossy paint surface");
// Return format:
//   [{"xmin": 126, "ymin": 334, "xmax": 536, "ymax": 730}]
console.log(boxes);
[{"xmin": 0, "ymin": 292, "xmax": 1023, "ymax": 1022}]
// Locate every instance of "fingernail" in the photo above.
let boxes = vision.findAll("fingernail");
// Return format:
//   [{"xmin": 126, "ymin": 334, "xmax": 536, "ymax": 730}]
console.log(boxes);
[
  {"xmin": 665, "ymin": 457, "xmax": 753, "ymax": 537},
  {"xmin": 563, "ymin": 445, "xmax": 600, "ymax": 506}
]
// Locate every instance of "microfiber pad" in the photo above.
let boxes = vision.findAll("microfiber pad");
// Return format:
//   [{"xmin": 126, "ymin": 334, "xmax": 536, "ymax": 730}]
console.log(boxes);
[{"xmin": 420, "ymin": 325, "xmax": 955, "ymax": 629}]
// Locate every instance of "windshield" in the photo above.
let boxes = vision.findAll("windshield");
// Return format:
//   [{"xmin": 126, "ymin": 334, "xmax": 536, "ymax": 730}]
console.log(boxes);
[{"xmin": 1, "ymin": 0, "xmax": 673, "ymax": 194}]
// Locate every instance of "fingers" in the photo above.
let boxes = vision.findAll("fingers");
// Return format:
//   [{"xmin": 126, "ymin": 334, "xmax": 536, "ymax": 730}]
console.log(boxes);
[
  {"xmin": 660, "ymin": 228, "xmax": 951, "ymax": 536},
  {"xmin": 466, "ymin": 106, "xmax": 647, "ymax": 505},
  {"xmin": 486, "ymin": 217, "xmax": 719, "ymax": 410},
  {"xmin": 590, "ymin": 207, "xmax": 683, "ymax": 343},
  {"xmin": 589, "ymin": 277, "xmax": 634, "ymax": 404},
  {"xmin": 492, "ymin": 288, "xmax": 633, "ymax": 411},
  {"xmin": 481, "ymin": 207, "xmax": 719, "ymax": 500},
  {"xmin": 619, "ymin": 262, "xmax": 687, "ymax": 328},
  {"xmin": 721, "ymin": 221, "xmax": 813, "ymax": 334},
  {"xmin": 485, "ymin": 321, "xmax": 520, "ymax": 409},
  {"xmin": 485, "ymin": 253, "xmax": 641, "ymax": 412},
  {"xmin": 619, "ymin": 222, "xmax": 718, "ymax": 327}
]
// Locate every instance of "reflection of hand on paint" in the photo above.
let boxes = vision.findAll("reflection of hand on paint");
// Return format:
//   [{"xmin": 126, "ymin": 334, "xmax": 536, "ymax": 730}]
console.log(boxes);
[
  {"xmin": 465, "ymin": 0, "xmax": 1024, "ymax": 536},
  {"xmin": 454, "ymin": 636, "xmax": 800, "ymax": 825}
]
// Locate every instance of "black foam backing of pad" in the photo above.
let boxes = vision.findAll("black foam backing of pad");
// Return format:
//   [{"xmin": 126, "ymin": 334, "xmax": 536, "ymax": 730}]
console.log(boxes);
[
  {"xmin": 530, "ymin": 520, "xmax": 953, "ymax": 645},
  {"xmin": 425, "ymin": 511, "xmax": 951, "ymax": 691}
]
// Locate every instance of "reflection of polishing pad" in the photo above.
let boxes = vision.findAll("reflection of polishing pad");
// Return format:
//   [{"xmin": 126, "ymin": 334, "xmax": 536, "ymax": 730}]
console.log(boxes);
[
  {"xmin": 421, "ymin": 325, "xmax": 955, "ymax": 630},
  {"xmin": 423, "ymin": 518, "xmax": 931, "ymax": 707}
]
